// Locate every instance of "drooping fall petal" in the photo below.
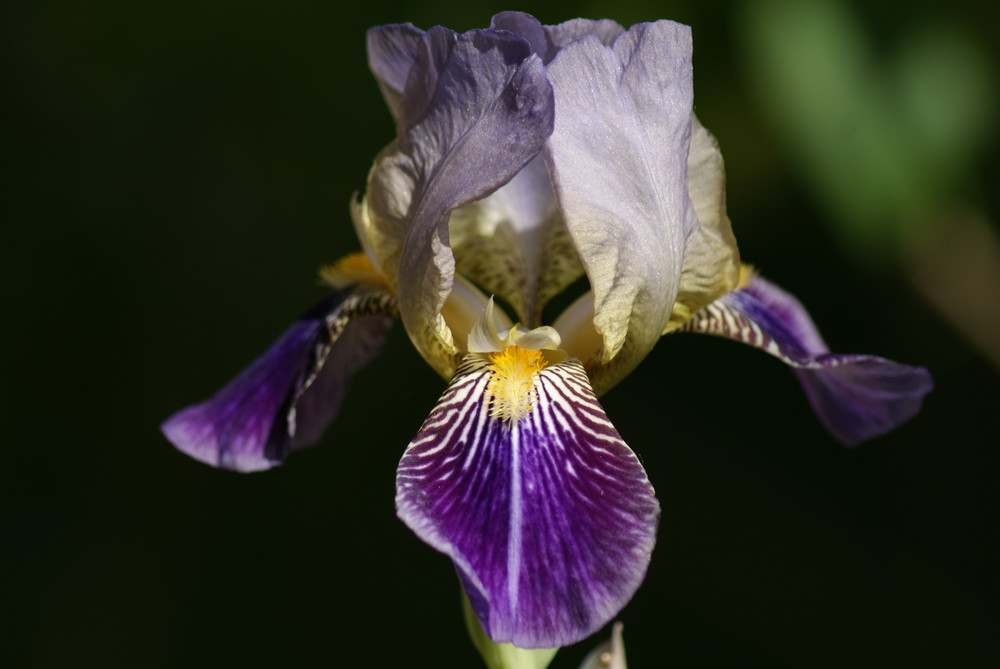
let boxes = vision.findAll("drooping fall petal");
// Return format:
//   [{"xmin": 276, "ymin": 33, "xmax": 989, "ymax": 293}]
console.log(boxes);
[
  {"xmin": 162, "ymin": 288, "xmax": 396, "ymax": 471},
  {"xmin": 680, "ymin": 275, "xmax": 933, "ymax": 444},
  {"xmin": 396, "ymin": 353, "xmax": 659, "ymax": 648}
]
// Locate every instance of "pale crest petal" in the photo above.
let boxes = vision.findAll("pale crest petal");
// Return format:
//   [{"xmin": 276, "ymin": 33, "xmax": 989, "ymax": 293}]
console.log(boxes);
[
  {"xmin": 552, "ymin": 291, "xmax": 602, "ymax": 366},
  {"xmin": 545, "ymin": 22, "xmax": 696, "ymax": 393},
  {"xmin": 444, "ymin": 277, "xmax": 508, "ymax": 356},
  {"xmin": 467, "ymin": 297, "xmax": 507, "ymax": 353},
  {"xmin": 468, "ymin": 299, "xmax": 561, "ymax": 354},
  {"xmin": 509, "ymin": 325, "xmax": 561, "ymax": 352}
]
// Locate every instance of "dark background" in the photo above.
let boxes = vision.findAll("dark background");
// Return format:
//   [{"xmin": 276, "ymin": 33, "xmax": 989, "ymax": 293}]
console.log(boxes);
[{"xmin": 6, "ymin": 1, "xmax": 999, "ymax": 667}]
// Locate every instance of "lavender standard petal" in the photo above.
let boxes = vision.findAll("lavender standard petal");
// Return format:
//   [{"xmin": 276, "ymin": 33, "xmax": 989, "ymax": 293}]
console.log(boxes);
[
  {"xmin": 680, "ymin": 276, "xmax": 933, "ymax": 445},
  {"xmin": 662, "ymin": 117, "xmax": 742, "ymax": 333},
  {"xmin": 368, "ymin": 13, "xmax": 626, "ymax": 123},
  {"xmin": 375, "ymin": 29, "xmax": 555, "ymax": 374},
  {"xmin": 366, "ymin": 23, "xmax": 426, "ymax": 122},
  {"xmin": 162, "ymin": 289, "xmax": 395, "ymax": 471},
  {"xmin": 489, "ymin": 12, "xmax": 625, "ymax": 64},
  {"xmin": 397, "ymin": 356, "xmax": 659, "ymax": 648},
  {"xmin": 545, "ymin": 21, "xmax": 696, "ymax": 393},
  {"xmin": 394, "ymin": 25, "xmax": 461, "ymax": 131}
]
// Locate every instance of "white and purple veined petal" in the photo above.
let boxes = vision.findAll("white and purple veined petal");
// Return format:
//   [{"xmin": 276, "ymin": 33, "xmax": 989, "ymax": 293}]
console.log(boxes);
[
  {"xmin": 396, "ymin": 354, "xmax": 659, "ymax": 648},
  {"xmin": 162, "ymin": 287, "xmax": 396, "ymax": 472},
  {"xmin": 680, "ymin": 275, "xmax": 933, "ymax": 445}
]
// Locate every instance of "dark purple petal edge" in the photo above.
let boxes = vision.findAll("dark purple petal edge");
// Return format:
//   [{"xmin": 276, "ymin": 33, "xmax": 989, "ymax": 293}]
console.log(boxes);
[
  {"xmin": 793, "ymin": 354, "xmax": 933, "ymax": 446},
  {"xmin": 683, "ymin": 276, "xmax": 933, "ymax": 445}
]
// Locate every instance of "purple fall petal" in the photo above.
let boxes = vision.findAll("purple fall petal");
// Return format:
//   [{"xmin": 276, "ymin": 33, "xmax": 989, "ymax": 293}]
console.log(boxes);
[
  {"xmin": 794, "ymin": 352, "xmax": 934, "ymax": 446},
  {"xmin": 740, "ymin": 275, "xmax": 829, "ymax": 354},
  {"xmin": 397, "ymin": 356, "xmax": 659, "ymax": 648},
  {"xmin": 681, "ymin": 276, "xmax": 933, "ymax": 445},
  {"xmin": 162, "ymin": 289, "xmax": 395, "ymax": 472}
]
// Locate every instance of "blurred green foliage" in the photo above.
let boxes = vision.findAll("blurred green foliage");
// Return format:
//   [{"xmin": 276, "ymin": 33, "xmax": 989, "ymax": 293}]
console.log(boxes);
[{"xmin": 742, "ymin": 0, "xmax": 995, "ymax": 256}]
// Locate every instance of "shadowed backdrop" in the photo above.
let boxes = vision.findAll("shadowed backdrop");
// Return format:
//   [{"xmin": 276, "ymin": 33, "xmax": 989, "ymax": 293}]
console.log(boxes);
[{"xmin": 5, "ymin": 0, "xmax": 998, "ymax": 667}]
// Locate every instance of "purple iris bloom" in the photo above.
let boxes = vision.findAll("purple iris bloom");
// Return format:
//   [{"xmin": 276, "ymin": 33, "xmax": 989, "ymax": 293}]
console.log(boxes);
[{"xmin": 162, "ymin": 12, "xmax": 932, "ymax": 651}]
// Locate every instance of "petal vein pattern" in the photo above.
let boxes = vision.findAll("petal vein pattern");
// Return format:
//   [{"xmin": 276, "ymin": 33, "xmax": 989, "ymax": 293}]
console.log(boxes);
[{"xmin": 397, "ymin": 355, "xmax": 659, "ymax": 648}]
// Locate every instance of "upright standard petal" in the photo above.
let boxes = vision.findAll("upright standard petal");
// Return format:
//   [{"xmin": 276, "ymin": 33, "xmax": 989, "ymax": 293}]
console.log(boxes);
[
  {"xmin": 162, "ymin": 286, "xmax": 396, "ymax": 471},
  {"xmin": 545, "ymin": 21, "xmax": 696, "ymax": 395},
  {"xmin": 366, "ymin": 29, "xmax": 555, "ymax": 379},
  {"xmin": 679, "ymin": 275, "xmax": 933, "ymax": 445},
  {"xmin": 663, "ymin": 117, "xmax": 741, "ymax": 333},
  {"xmin": 489, "ymin": 12, "xmax": 625, "ymax": 64},
  {"xmin": 397, "ymin": 353, "xmax": 659, "ymax": 648},
  {"xmin": 366, "ymin": 23, "xmax": 425, "ymax": 123}
]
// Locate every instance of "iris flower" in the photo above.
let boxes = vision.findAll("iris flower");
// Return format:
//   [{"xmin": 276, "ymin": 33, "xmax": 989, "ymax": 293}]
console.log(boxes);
[{"xmin": 162, "ymin": 12, "xmax": 932, "ymax": 650}]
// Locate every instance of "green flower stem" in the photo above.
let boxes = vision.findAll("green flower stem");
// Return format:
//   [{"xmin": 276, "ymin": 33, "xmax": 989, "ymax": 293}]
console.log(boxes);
[{"xmin": 461, "ymin": 591, "xmax": 559, "ymax": 669}]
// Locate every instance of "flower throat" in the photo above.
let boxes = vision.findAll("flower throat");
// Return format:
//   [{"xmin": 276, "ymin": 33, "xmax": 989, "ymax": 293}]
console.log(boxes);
[{"xmin": 485, "ymin": 346, "xmax": 548, "ymax": 424}]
